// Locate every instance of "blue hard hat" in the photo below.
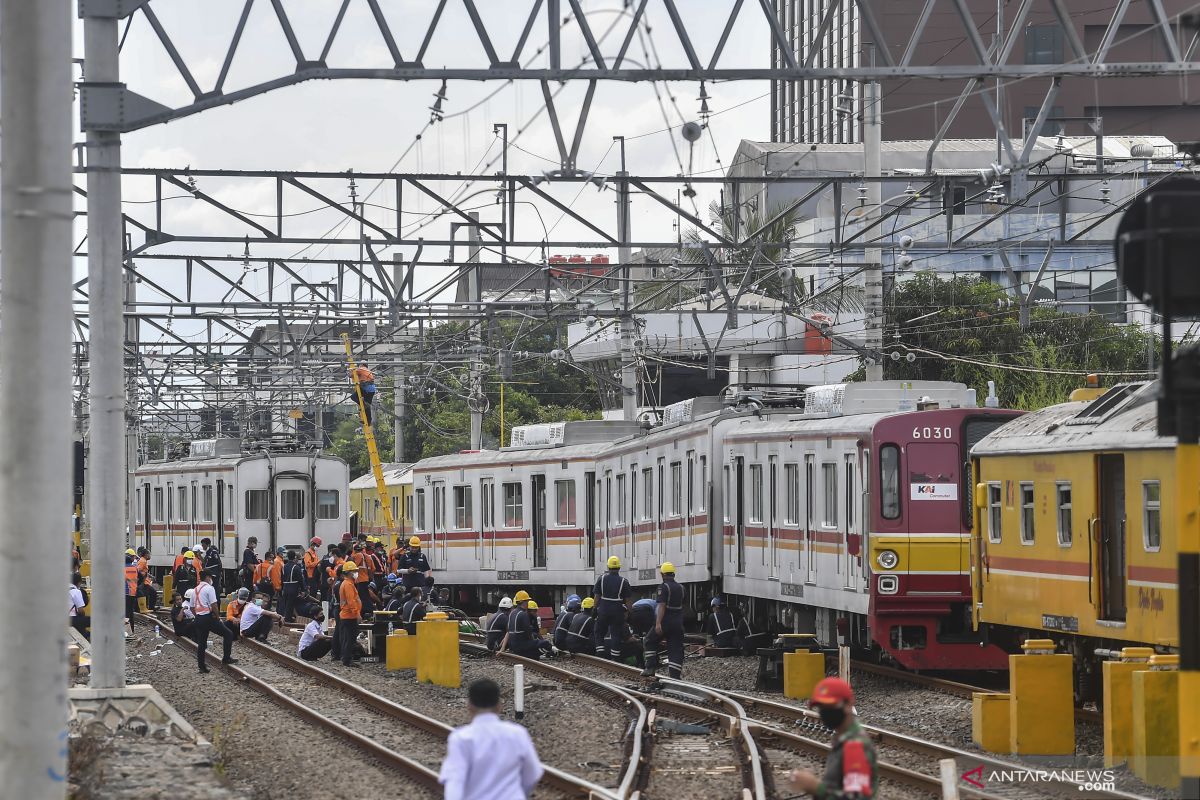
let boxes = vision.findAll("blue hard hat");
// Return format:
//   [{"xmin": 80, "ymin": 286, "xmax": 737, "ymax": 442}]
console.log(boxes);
[
  {"xmin": 566, "ymin": 594, "xmax": 582, "ymax": 610},
  {"xmin": 633, "ymin": 598, "xmax": 656, "ymax": 610},
  {"xmin": 711, "ymin": 596, "xmax": 724, "ymax": 607},
  {"xmin": 386, "ymin": 572, "xmax": 398, "ymax": 583}
]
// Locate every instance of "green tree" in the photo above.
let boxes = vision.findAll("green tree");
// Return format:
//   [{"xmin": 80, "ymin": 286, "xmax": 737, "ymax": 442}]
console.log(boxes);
[{"xmin": 847, "ymin": 272, "xmax": 1155, "ymax": 409}]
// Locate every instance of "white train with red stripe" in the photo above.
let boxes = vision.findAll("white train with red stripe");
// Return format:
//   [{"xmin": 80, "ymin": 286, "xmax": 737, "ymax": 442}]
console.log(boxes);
[{"xmin": 132, "ymin": 437, "xmax": 350, "ymax": 572}]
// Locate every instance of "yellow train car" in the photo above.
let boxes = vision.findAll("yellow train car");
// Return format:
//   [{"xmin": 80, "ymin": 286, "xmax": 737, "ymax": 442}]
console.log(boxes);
[
  {"xmin": 971, "ymin": 382, "xmax": 1177, "ymax": 702},
  {"xmin": 349, "ymin": 463, "xmax": 415, "ymax": 549}
]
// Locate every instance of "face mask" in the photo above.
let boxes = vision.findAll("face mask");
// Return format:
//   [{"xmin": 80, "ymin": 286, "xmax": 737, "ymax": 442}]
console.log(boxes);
[
  {"xmin": 254, "ymin": 599, "xmax": 263, "ymax": 607},
  {"xmin": 817, "ymin": 706, "xmax": 846, "ymax": 730}
]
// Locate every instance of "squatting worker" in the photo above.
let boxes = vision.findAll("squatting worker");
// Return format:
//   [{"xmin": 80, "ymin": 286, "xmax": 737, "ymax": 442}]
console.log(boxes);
[
  {"xmin": 438, "ymin": 678, "xmax": 544, "ymax": 800},
  {"xmin": 298, "ymin": 611, "xmax": 333, "ymax": 661},
  {"xmin": 593, "ymin": 555, "xmax": 632, "ymax": 660},
  {"xmin": 192, "ymin": 572, "xmax": 236, "ymax": 673},
  {"xmin": 789, "ymin": 677, "xmax": 877, "ymax": 800}
]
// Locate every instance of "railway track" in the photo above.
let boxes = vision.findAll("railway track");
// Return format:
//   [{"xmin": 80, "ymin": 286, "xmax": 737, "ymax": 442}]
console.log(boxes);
[
  {"xmin": 139, "ymin": 614, "xmax": 620, "ymax": 798},
  {"xmin": 536, "ymin": 650, "xmax": 1144, "ymax": 800},
  {"xmin": 849, "ymin": 659, "xmax": 1105, "ymax": 725}
]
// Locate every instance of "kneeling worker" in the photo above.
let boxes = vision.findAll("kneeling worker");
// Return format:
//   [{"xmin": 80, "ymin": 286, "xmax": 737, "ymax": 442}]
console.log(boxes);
[
  {"xmin": 788, "ymin": 677, "xmax": 876, "ymax": 800},
  {"xmin": 485, "ymin": 597, "xmax": 513, "ymax": 651},
  {"xmin": 565, "ymin": 597, "xmax": 598, "ymax": 655},
  {"xmin": 705, "ymin": 596, "xmax": 740, "ymax": 649}
]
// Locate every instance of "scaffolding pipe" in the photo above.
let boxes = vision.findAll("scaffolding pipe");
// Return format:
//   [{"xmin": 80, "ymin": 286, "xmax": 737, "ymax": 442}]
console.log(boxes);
[{"xmin": 0, "ymin": 0, "xmax": 73, "ymax": 794}]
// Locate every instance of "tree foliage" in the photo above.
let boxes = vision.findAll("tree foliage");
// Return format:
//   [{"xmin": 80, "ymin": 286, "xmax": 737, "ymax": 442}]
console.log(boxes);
[{"xmin": 847, "ymin": 272, "xmax": 1155, "ymax": 409}]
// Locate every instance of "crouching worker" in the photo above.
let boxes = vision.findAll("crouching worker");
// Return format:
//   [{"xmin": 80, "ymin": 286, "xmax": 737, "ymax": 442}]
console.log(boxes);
[
  {"xmin": 239, "ymin": 593, "xmax": 283, "ymax": 642},
  {"xmin": 485, "ymin": 597, "xmax": 513, "ymax": 651},
  {"xmin": 705, "ymin": 596, "xmax": 740, "ymax": 649},
  {"xmin": 564, "ymin": 597, "xmax": 597, "ymax": 655},
  {"xmin": 297, "ymin": 611, "xmax": 334, "ymax": 661}
]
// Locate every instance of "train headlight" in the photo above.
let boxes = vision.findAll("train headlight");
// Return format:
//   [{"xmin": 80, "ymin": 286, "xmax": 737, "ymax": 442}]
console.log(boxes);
[{"xmin": 876, "ymin": 549, "xmax": 899, "ymax": 570}]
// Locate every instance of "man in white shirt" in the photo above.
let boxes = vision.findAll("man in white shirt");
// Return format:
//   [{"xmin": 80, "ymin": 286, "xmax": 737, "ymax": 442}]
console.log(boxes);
[
  {"xmin": 438, "ymin": 678, "xmax": 544, "ymax": 800},
  {"xmin": 297, "ymin": 611, "xmax": 333, "ymax": 661},
  {"xmin": 69, "ymin": 573, "xmax": 89, "ymax": 639},
  {"xmin": 193, "ymin": 573, "xmax": 236, "ymax": 674},
  {"xmin": 239, "ymin": 594, "xmax": 282, "ymax": 642}
]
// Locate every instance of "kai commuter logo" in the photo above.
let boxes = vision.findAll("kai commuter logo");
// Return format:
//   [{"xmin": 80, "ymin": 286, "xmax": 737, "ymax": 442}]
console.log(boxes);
[{"xmin": 910, "ymin": 483, "xmax": 957, "ymax": 501}]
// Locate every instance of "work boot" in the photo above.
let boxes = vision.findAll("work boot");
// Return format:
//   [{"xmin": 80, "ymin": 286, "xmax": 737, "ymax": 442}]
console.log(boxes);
[
  {"xmin": 640, "ymin": 665, "xmax": 656, "ymax": 678},
  {"xmin": 199, "ymin": 666, "xmax": 210, "ymax": 674},
  {"xmin": 222, "ymin": 657, "xmax": 238, "ymax": 665}
]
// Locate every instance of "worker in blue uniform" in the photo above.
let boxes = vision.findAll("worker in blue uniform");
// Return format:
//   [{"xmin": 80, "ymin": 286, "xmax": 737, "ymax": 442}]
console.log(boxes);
[
  {"xmin": 593, "ymin": 556, "xmax": 632, "ymax": 660},
  {"xmin": 485, "ymin": 597, "xmax": 513, "ymax": 651},
  {"xmin": 398, "ymin": 536, "xmax": 432, "ymax": 592},
  {"xmin": 565, "ymin": 597, "xmax": 598, "ymax": 654},
  {"xmin": 401, "ymin": 587, "xmax": 427, "ymax": 634},
  {"xmin": 641, "ymin": 562, "xmax": 685, "ymax": 679},
  {"xmin": 552, "ymin": 595, "xmax": 581, "ymax": 650},
  {"xmin": 500, "ymin": 591, "xmax": 547, "ymax": 659},
  {"xmin": 705, "ymin": 596, "xmax": 740, "ymax": 649}
]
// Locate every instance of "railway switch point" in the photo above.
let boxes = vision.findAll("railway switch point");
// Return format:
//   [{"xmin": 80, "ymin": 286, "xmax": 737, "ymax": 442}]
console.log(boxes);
[
  {"xmin": 386, "ymin": 631, "xmax": 417, "ymax": 671},
  {"xmin": 1103, "ymin": 647, "xmax": 1155, "ymax": 766},
  {"xmin": 1009, "ymin": 640, "xmax": 1074, "ymax": 755},
  {"xmin": 415, "ymin": 620, "xmax": 460, "ymax": 687},
  {"xmin": 782, "ymin": 650, "xmax": 824, "ymax": 701},
  {"xmin": 1132, "ymin": 654, "xmax": 1181, "ymax": 788},
  {"xmin": 970, "ymin": 692, "xmax": 1011, "ymax": 753}
]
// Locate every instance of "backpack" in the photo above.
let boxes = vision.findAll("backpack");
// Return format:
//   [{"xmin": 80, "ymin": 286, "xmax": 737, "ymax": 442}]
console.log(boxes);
[{"xmin": 78, "ymin": 586, "xmax": 89, "ymax": 609}]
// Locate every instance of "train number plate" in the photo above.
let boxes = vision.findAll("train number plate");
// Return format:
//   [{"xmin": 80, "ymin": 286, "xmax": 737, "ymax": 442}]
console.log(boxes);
[
  {"xmin": 1041, "ymin": 614, "xmax": 1079, "ymax": 632},
  {"xmin": 780, "ymin": 583, "xmax": 805, "ymax": 598},
  {"xmin": 638, "ymin": 569, "xmax": 656, "ymax": 581},
  {"xmin": 497, "ymin": 570, "xmax": 530, "ymax": 581}
]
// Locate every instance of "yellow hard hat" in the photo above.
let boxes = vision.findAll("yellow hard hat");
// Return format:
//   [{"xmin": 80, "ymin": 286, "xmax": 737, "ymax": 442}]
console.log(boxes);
[
  {"xmin": 513, "ymin": 590, "xmax": 531, "ymax": 603},
  {"xmin": 526, "ymin": 601, "xmax": 538, "ymax": 610},
  {"xmin": 409, "ymin": 536, "xmax": 421, "ymax": 547},
  {"xmin": 342, "ymin": 561, "xmax": 359, "ymax": 573},
  {"xmin": 125, "ymin": 548, "xmax": 136, "ymax": 556},
  {"xmin": 607, "ymin": 556, "xmax": 621, "ymax": 569},
  {"xmin": 582, "ymin": 597, "xmax": 595, "ymax": 609},
  {"xmin": 660, "ymin": 561, "xmax": 675, "ymax": 574},
  {"xmin": 184, "ymin": 550, "xmax": 195, "ymax": 559}
]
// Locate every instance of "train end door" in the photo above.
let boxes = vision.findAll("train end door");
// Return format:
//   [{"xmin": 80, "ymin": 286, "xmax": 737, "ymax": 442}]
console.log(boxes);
[{"xmin": 1096, "ymin": 454, "xmax": 1127, "ymax": 621}]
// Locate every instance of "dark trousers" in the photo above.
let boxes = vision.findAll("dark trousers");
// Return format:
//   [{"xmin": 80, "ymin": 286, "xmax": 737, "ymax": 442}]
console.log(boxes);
[
  {"xmin": 240, "ymin": 567, "xmax": 254, "ymax": 592},
  {"xmin": 510, "ymin": 638, "xmax": 551, "ymax": 660},
  {"xmin": 361, "ymin": 389, "xmax": 375, "ymax": 425},
  {"xmin": 195, "ymin": 614, "xmax": 234, "ymax": 670},
  {"xmin": 642, "ymin": 615, "xmax": 685, "ymax": 678},
  {"xmin": 280, "ymin": 584, "xmax": 301, "ymax": 621},
  {"xmin": 70, "ymin": 615, "xmax": 90, "ymax": 640},
  {"xmin": 594, "ymin": 610, "xmax": 625, "ymax": 660},
  {"xmin": 125, "ymin": 595, "xmax": 138, "ymax": 631},
  {"xmin": 138, "ymin": 584, "xmax": 158, "ymax": 610},
  {"xmin": 242, "ymin": 615, "xmax": 273, "ymax": 642},
  {"xmin": 300, "ymin": 639, "xmax": 333, "ymax": 661},
  {"xmin": 338, "ymin": 617, "xmax": 360, "ymax": 666},
  {"xmin": 357, "ymin": 582, "xmax": 373, "ymax": 616}
]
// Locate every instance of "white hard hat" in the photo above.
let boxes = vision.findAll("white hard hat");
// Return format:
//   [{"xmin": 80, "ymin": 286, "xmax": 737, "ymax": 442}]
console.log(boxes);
[
  {"xmin": 183, "ymin": 589, "xmax": 194, "ymax": 599},
  {"xmin": 498, "ymin": 597, "xmax": 513, "ymax": 609}
]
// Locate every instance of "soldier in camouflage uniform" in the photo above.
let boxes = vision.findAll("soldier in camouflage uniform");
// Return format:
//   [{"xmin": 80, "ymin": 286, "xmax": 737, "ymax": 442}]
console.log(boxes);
[{"xmin": 789, "ymin": 677, "xmax": 877, "ymax": 799}]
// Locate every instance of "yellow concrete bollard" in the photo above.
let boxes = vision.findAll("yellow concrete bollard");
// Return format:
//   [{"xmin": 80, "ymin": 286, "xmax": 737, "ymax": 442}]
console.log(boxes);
[
  {"xmin": 163, "ymin": 574, "xmax": 174, "ymax": 605},
  {"xmin": 386, "ymin": 632, "xmax": 418, "ymax": 671},
  {"xmin": 1009, "ymin": 639, "xmax": 1074, "ymax": 755},
  {"xmin": 80, "ymin": 560, "xmax": 91, "ymax": 578},
  {"xmin": 1103, "ymin": 647, "xmax": 1154, "ymax": 767},
  {"xmin": 1131, "ymin": 655, "xmax": 1180, "ymax": 789},
  {"xmin": 416, "ymin": 620, "xmax": 460, "ymax": 687},
  {"xmin": 972, "ymin": 692, "xmax": 1011, "ymax": 753},
  {"xmin": 782, "ymin": 651, "xmax": 825, "ymax": 701}
]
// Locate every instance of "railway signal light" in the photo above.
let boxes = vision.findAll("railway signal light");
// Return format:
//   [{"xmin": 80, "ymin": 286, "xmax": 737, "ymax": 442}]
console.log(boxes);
[{"xmin": 1114, "ymin": 176, "xmax": 1200, "ymax": 317}]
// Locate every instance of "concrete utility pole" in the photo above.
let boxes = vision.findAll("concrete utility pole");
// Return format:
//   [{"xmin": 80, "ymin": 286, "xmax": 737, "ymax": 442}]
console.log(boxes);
[
  {"xmin": 467, "ymin": 212, "xmax": 484, "ymax": 450},
  {"xmin": 615, "ymin": 136, "xmax": 637, "ymax": 421},
  {"xmin": 0, "ymin": 0, "xmax": 73, "ymax": 794},
  {"xmin": 83, "ymin": 5, "xmax": 128, "ymax": 688},
  {"xmin": 863, "ymin": 81, "xmax": 884, "ymax": 381}
]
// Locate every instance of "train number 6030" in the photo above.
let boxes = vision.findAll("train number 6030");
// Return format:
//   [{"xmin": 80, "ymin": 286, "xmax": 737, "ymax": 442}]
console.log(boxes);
[{"xmin": 912, "ymin": 426, "xmax": 953, "ymax": 439}]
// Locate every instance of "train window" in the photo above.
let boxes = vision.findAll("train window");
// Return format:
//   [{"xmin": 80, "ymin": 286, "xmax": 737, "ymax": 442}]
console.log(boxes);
[
  {"xmin": 615, "ymin": 475, "xmax": 626, "ymax": 525},
  {"xmin": 227, "ymin": 486, "xmax": 234, "ymax": 523},
  {"xmin": 503, "ymin": 482, "xmax": 523, "ymax": 527},
  {"xmin": 784, "ymin": 464, "xmax": 799, "ymax": 524},
  {"xmin": 749, "ymin": 465, "xmax": 763, "ymax": 523},
  {"xmin": 433, "ymin": 486, "xmax": 445, "ymax": 531},
  {"xmin": 822, "ymin": 464, "xmax": 838, "ymax": 527},
  {"xmin": 556, "ymin": 480, "xmax": 576, "ymax": 527},
  {"xmin": 280, "ymin": 489, "xmax": 305, "ymax": 520},
  {"xmin": 1143, "ymin": 482, "xmax": 1161, "ymax": 551},
  {"xmin": 453, "ymin": 486, "xmax": 473, "ymax": 529},
  {"xmin": 723, "ymin": 466, "xmax": 731, "ymax": 523},
  {"xmin": 245, "ymin": 489, "xmax": 269, "ymax": 520},
  {"xmin": 135, "ymin": 489, "xmax": 143, "ymax": 523},
  {"xmin": 641, "ymin": 469, "xmax": 653, "ymax": 521},
  {"xmin": 699, "ymin": 456, "xmax": 707, "ymax": 512},
  {"xmin": 481, "ymin": 482, "xmax": 493, "ymax": 527},
  {"xmin": 154, "ymin": 487, "xmax": 164, "ymax": 522},
  {"xmin": 658, "ymin": 459, "xmax": 666, "ymax": 518},
  {"xmin": 630, "ymin": 469, "xmax": 638, "ymax": 522},
  {"xmin": 1055, "ymin": 483, "xmax": 1072, "ymax": 546},
  {"xmin": 415, "ymin": 489, "xmax": 426, "ymax": 531},
  {"xmin": 1019, "ymin": 483, "xmax": 1035, "ymax": 544},
  {"xmin": 202, "ymin": 486, "xmax": 214, "ymax": 522},
  {"xmin": 178, "ymin": 486, "xmax": 189, "ymax": 522},
  {"xmin": 318, "ymin": 489, "xmax": 340, "ymax": 520},
  {"xmin": 845, "ymin": 458, "xmax": 855, "ymax": 529},
  {"xmin": 670, "ymin": 463, "xmax": 683, "ymax": 516},
  {"xmin": 987, "ymin": 483, "xmax": 1002, "ymax": 543},
  {"xmin": 880, "ymin": 445, "xmax": 900, "ymax": 519}
]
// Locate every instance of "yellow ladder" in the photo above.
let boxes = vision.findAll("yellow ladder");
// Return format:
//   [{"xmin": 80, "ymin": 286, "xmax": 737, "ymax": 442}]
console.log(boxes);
[{"xmin": 341, "ymin": 334, "xmax": 397, "ymax": 545}]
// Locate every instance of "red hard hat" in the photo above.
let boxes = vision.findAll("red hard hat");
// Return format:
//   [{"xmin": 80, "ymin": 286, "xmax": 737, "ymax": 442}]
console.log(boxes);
[
  {"xmin": 341, "ymin": 532, "xmax": 353, "ymax": 543},
  {"xmin": 311, "ymin": 537, "xmax": 322, "ymax": 546},
  {"xmin": 809, "ymin": 677, "xmax": 854, "ymax": 707}
]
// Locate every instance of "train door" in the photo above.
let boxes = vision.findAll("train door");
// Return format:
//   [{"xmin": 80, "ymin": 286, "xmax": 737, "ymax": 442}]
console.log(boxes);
[
  {"xmin": 805, "ymin": 455, "xmax": 815, "ymax": 582},
  {"xmin": 860, "ymin": 450, "xmax": 871, "ymax": 590},
  {"xmin": 656, "ymin": 458, "xmax": 665, "ymax": 559},
  {"xmin": 768, "ymin": 456, "xmax": 778, "ymax": 578},
  {"xmin": 481, "ymin": 477, "xmax": 496, "ymax": 570},
  {"xmin": 276, "ymin": 476, "xmax": 308, "ymax": 552},
  {"xmin": 1097, "ymin": 454, "xmax": 1127, "ymax": 621},
  {"xmin": 142, "ymin": 482, "xmax": 152, "ymax": 551},
  {"xmin": 215, "ymin": 479, "xmax": 226, "ymax": 559},
  {"xmin": 686, "ymin": 453, "xmax": 696, "ymax": 565},
  {"xmin": 166, "ymin": 482, "xmax": 175, "ymax": 555},
  {"xmin": 584, "ymin": 472, "xmax": 596, "ymax": 569},
  {"xmin": 532, "ymin": 474, "xmax": 547, "ymax": 569},
  {"xmin": 735, "ymin": 457, "xmax": 746, "ymax": 574},
  {"xmin": 431, "ymin": 481, "xmax": 445, "ymax": 569}
]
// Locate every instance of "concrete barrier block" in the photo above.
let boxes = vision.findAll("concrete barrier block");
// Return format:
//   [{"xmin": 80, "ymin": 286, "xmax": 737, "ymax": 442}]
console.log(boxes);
[
  {"xmin": 782, "ymin": 651, "xmax": 824, "ymax": 701},
  {"xmin": 1009, "ymin": 652, "xmax": 1074, "ymax": 755},
  {"xmin": 972, "ymin": 692, "xmax": 1011, "ymax": 753},
  {"xmin": 386, "ymin": 632, "xmax": 417, "ymax": 671},
  {"xmin": 415, "ymin": 620, "xmax": 460, "ymax": 687}
]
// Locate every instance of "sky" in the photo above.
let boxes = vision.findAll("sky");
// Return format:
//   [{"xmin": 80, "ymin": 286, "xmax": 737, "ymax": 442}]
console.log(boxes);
[{"xmin": 75, "ymin": 0, "xmax": 776, "ymax": 336}]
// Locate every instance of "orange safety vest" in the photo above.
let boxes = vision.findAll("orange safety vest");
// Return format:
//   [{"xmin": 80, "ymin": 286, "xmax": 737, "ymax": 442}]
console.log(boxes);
[
  {"xmin": 303, "ymin": 548, "xmax": 319, "ymax": 578},
  {"xmin": 193, "ymin": 584, "xmax": 212, "ymax": 615},
  {"xmin": 268, "ymin": 558, "xmax": 283, "ymax": 590},
  {"xmin": 339, "ymin": 578, "xmax": 362, "ymax": 620},
  {"xmin": 327, "ymin": 556, "xmax": 343, "ymax": 587},
  {"xmin": 193, "ymin": 556, "xmax": 204, "ymax": 576},
  {"xmin": 124, "ymin": 565, "xmax": 139, "ymax": 597},
  {"xmin": 351, "ymin": 551, "xmax": 369, "ymax": 583},
  {"xmin": 173, "ymin": 554, "xmax": 185, "ymax": 571},
  {"xmin": 137, "ymin": 557, "xmax": 151, "ymax": 586},
  {"xmin": 225, "ymin": 600, "xmax": 243, "ymax": 624},
  {"xmin": 354, "ymin": 365, "xmax": 375, "ymax": 384},
  {"xmin": 254, "ymin": 560, "xmax": 270, "ymax": 585}
]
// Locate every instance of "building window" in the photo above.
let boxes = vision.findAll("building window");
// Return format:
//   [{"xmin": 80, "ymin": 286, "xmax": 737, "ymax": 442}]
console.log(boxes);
[
  {"xmin": 1056, "ymin": 482, "xmax": 1072, "ymax": 546},
  {"xmin": 556, "ymin": 480, "xmax": 576, "ymax": 527},
  {"xmin": 153, "ymin": 487, "xmax": 164, "ymax": 522},
  {"xmin": 391, "ymin": 495, "xmax": 399, "ymax": 522},
  {"xmin": 670, "ymin": 463, "xmax": 683, "ymax": 516},
  {"xmin": 987, "ymin": 483, "xmax": 1002, "ymax": 543},
  {"xmin": 415, "ymin": 489, "xmax": 426, "ymax": 532},
  {"xmin": 822, "ymin": 463, "xmax": 838, "ymax": 527},
  {"xmin": 280, "ymin": 489, "xmax": 305, "ymax": 520},
  {"xmin": 880, "ymin": 445, "xmax": 900, "ymax": 519},
  {"xmin": 453, "ymin": 485, "xmax": 472, "ymax": 529},
  {"xmin": 1020, "ymin": 482, "xmax": 1035, "ymax": 544},
  {"xmin": 749, "ymin": 465, "xmax": 764, "ymax": 523},
  {"xmin": 503, "ymin": 482, "xmax": 523, "ymax": 528},
  {"xmin": 1024, "ymin": 24, "xmax": 1063, "ymax": 65},
  {"xmin": 784, "ymin": 463, "xmax": 800, "ymax": 525},
  {"xmin": 245, "ymin": 489, "xmax": 269, "ymax": 520},
  {"xmin": 1143, "ymin": 481, "xmax": 1161, "ymax": 551},
  {"xmin": 202, "ymin": 485, "xmax": 214, "ymax": 522}
]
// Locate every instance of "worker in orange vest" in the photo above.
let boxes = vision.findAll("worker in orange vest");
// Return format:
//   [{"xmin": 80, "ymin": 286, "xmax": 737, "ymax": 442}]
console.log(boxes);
[
  {"xmin": 124, "ymin": 550, "xmax": 140, "ymax": 631},
  {"xmin": 136, "ymin": 547, "xmax": 157, "ymax": 610},
  {"xmin": 303, "ymin": 537, "xmax": 322, "ymax": 593},
  {"xmin": 268, "ymin": 547, "xmax": 284, "ymax": 605},
  {"xmin": 350, "ymin": 360, "xmax": 376, "ymax": 426},
  {"xmin": 336, "ymin": 561, "xmax": 363, "ymax": 667},
  {"xmin": 172, "ymin": 546, "xmax": 188, "ymax": 572},
  {"xmin": 225, "ymin": 587, "xmax": 249, "ymax": 636},
  {"xmin": 350, "ymin": 543, "xmax": 373, "ymax": 616},
  {"xmin": 253, "ymin": 552, "xmax": 273, "ymax": 603}
]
